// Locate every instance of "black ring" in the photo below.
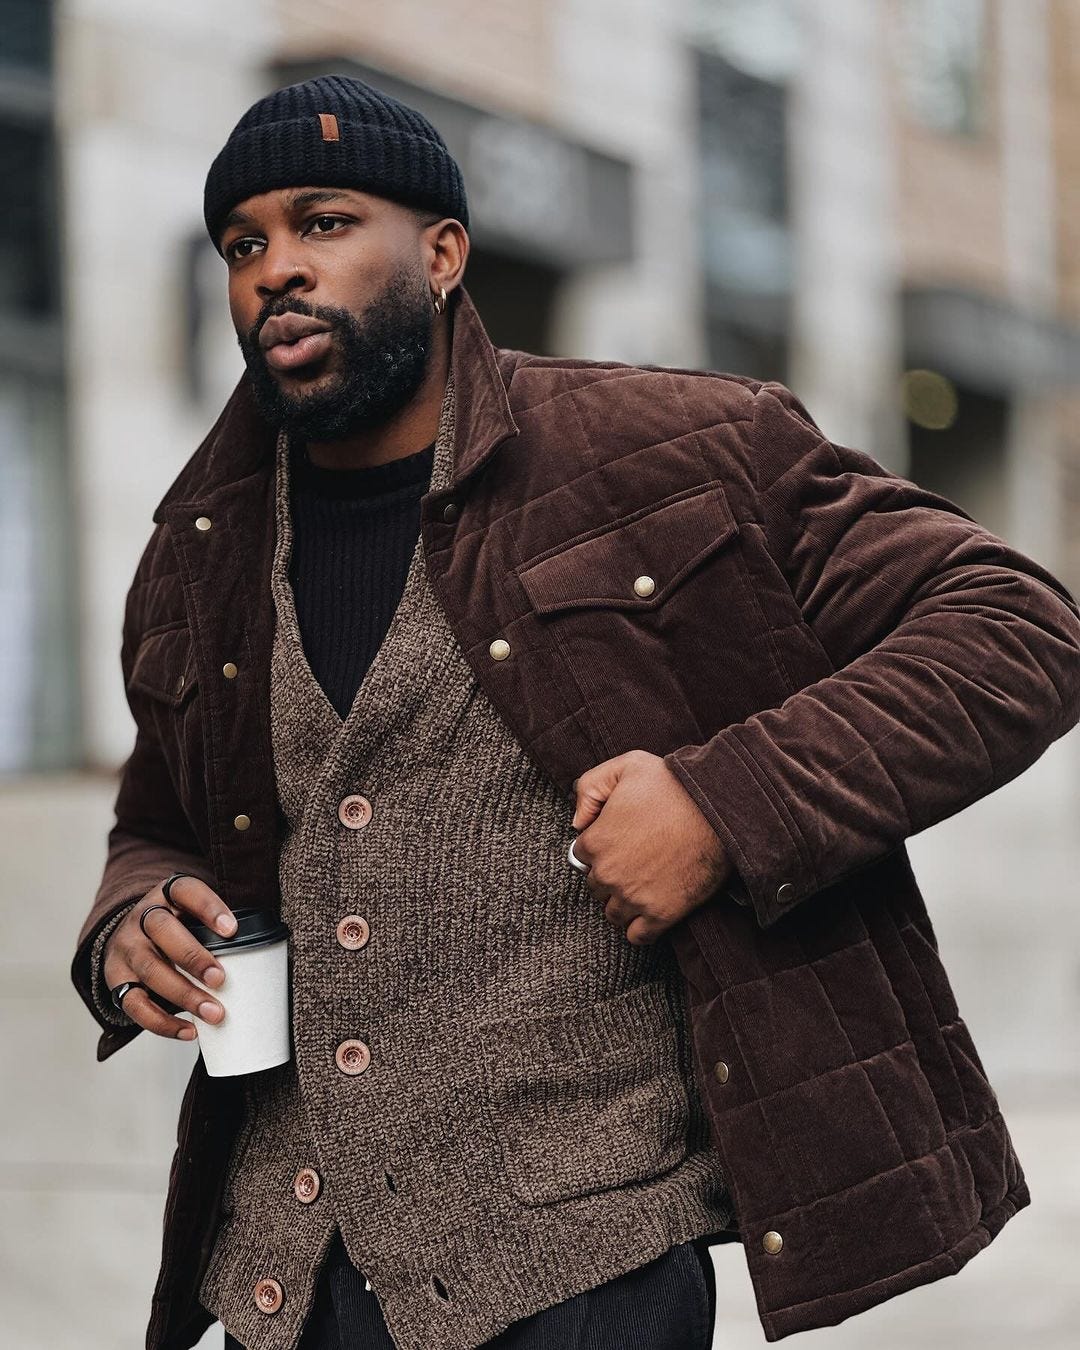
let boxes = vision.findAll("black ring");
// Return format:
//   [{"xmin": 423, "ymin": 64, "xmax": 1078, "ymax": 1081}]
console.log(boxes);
[
  {"xmin": 109, "ymin": 979, "xmax": 146, "ymax": 1012},
  {"xmin": 139, "ymin": 903, "xmax": 172, "ymax": 939},
  {"xmin": 161, "ymin": 872, "xmax": 190, "ymax": 905}
]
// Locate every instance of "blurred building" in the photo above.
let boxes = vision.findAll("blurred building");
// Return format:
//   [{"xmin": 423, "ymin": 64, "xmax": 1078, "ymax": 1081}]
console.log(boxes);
[
  {"xmin": 2, "ymin": 2, "xmax": 1079, "ymax": 1346},
  {"xmin": 1, "ymin": 0, "xmax": 1077, "ymax": 773}
]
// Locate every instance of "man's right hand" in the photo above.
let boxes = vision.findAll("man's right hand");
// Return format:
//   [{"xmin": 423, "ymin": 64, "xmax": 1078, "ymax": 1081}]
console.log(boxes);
[{"xmin": 102, "ymin": 877, "xmax": 238, "ymax": 1040}]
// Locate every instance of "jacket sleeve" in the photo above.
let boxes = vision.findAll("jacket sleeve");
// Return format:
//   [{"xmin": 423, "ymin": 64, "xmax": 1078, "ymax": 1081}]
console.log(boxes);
[
  {"xmin": 71, "ymin": 560, "xmax": 220, "ymax": 1062},
  {"xmin": 664, "ymin": 380, "xmax": 1080, "ymax": 929}
]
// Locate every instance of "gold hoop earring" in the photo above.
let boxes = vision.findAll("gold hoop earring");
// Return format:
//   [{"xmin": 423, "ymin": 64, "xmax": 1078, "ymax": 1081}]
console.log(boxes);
[{"xmin": 432, "ymin": 285, "xmax": 447, "ymax": 315}]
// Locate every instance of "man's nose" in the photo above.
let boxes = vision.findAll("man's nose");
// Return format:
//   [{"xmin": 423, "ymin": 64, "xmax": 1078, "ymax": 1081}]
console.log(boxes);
[{"xmin": 255, "ymin": 252, "xmax": 314, "ymax": 300}]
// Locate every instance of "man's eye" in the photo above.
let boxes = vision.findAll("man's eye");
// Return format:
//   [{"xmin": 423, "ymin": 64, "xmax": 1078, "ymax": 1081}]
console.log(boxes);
[
  {"xmin": 307, "ymin": 215, "xmax": 346, "ymax": 234},
  {"xmin": 225, "ymin": 237, "xmax": 263, "ymax": 261}
]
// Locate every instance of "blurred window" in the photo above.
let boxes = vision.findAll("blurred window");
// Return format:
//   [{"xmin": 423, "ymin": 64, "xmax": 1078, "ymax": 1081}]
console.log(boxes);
[
  {"xmin": 0, "ymin": 119, "xmax": 59, "ymax": 316},
  {"xmin": 696, "ymin": 47, "xmax": 790, "ymax": 296},
  {"xmin": 0, "ymin": 0, "xmax": 72, "ymax": 773},
  {"xmin": 897, "ymin": 0, "xmax": 987, "ymax": 135},
  {"xmin": 0, "ymin": 0, "xmax": 53, "ymax": 73},
  {"xmin": 695, "ymin": 40, "xmax": 791, "ymax": 381}
]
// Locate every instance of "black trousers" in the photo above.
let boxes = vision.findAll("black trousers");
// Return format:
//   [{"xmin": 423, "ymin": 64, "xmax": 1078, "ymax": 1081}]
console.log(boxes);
[{"xmin": 225, "ymin": 1228, "xmax": 717, "ymax": 1349}]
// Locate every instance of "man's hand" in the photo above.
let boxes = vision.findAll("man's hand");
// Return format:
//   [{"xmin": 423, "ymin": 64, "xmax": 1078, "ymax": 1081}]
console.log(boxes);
[
  {"xmin": 102, "ymin": 877, "xmax": 237, "ymax": 1040},
  {"xmin": 571, "ymin": 749, "xmax": 733, "ymax": 944}
]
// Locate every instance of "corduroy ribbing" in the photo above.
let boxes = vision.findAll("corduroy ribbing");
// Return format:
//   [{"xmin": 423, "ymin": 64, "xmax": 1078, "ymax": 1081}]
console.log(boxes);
[{"xmin": 198, "ymin": 373, "xmax": 733, "ymax": 1350}]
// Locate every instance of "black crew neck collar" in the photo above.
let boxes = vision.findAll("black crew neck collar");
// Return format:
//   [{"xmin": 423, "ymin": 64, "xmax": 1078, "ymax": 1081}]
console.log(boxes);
[{"xmin": 290, "ymin": 440, "xmax": 436, "ymax": 500}]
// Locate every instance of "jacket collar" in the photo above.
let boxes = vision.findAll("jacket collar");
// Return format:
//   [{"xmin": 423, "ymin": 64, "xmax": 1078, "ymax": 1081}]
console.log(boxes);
[{"xmin": 152, "ymin": 285, "xmax": 519, "ymax": 524}]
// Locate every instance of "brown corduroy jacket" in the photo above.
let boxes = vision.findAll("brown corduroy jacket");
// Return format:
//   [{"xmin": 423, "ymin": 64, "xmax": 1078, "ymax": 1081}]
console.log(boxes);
[{"xmin": 73, "ymin": 287, "xmax": 1080, "ymax": 1347}]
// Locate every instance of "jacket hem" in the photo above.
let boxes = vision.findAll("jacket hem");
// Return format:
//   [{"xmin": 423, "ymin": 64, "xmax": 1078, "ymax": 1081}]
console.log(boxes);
[{"xmin": 758, "ymin": 1177, "xmax": 1031, "ymax": 1341}]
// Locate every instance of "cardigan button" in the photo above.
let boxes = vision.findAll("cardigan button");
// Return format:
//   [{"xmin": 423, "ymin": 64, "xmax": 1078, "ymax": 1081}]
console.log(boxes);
[
  {"xmin": 293, "ymin": 1167, "xmax": 321, "ymax": 1204},
  {"xmin": 336, "ymin": 915, "xmax": 370, "ymax": 950},
  {"xmin": 222, "ymin": 661, "xmax": 238, "ymax": 680},
  {"xmin": 442, "ymin": 501, "xmax": 460, "ymax": 523},
  {"xmin": 335, "ymin": 1039, "xmax": 371, "ymax": 1075},
  {"xmin": 489, "ymin": 638, "xmax": 511, "ymax": 661},
  {"xmin": 233, "ymin": 814, "xmax": 251, "ymax": 831},
  {"xmin": 633, "ymin": 575, "xmax": 656, "ymax": 597},
  {"xmin": 776, "ymin": 882, "xmax": 796, "ymax": 905},
  {"xmin": 253, "ymin": 1277, "xmax": 284, "ymax": 1312},
  {"xmin": 194, "ymin": 516, "xmax": 212, "ymax": 532},
  {"xmin": 338, "ymin": 795, "xmax": 373, "ymax": 829},
  {"xmin": 713, "ymin": 1060, "xmax": 730, "ymax": 1084},
  {"xmin": 762, "ymin": 1231, "xmax": 784, "ymax": 1255}
]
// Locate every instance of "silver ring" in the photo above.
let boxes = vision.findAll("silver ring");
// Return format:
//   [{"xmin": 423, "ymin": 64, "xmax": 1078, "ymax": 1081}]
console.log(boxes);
[{"xmin": 567, "ymin": 839, "xmax": 591, "ymax": 875}]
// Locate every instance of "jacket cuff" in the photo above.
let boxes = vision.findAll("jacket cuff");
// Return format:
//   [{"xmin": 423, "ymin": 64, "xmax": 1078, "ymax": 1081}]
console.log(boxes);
[
  {"xmin": 664, "ymin": 732, "xmax": 817, "ymax": 928},
  {"xmin": 88, "ymin": 901, "xmax": 142, "ymax": 1027}
]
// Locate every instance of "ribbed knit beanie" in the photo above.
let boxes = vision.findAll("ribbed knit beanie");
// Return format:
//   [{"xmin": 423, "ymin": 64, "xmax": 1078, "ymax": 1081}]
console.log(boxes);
[{"xmin": 203, "ymin": 74, "xmax": 469, "ymax": 248}]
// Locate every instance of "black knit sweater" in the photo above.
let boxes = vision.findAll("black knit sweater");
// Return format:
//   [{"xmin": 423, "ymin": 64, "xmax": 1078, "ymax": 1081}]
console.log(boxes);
[{"xmin": 287, "ymin": 438, "xmax": 436, "ymax": 720}]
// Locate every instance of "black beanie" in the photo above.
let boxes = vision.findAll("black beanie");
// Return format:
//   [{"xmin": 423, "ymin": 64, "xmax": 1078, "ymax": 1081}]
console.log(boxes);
[{"xmin": 203, "ymin": 74, "xmax": 469, "ymax": 248}]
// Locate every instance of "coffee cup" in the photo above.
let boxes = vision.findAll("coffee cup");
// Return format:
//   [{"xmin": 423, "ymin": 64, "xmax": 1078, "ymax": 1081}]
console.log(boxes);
[{"xmin": 178, "ymin": 908, "xmax": 291, "ymax": 1076}]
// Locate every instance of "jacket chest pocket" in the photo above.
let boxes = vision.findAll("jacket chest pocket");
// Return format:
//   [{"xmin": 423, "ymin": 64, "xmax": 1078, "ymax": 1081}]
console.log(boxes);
[
  {"xmin": 479, "ymin": 981, "xmax": 691, "ymax": 1207},
  {"xmin": 515, "ymin": 482, "xmax": 790, "ymax": 753},
  {"xmin": 129, "ymin": 623, "xmax": 198, "ymax": 707},
  {"xmin": 517, "ymin": 481, "xmax": 739, "ymax": 615}
]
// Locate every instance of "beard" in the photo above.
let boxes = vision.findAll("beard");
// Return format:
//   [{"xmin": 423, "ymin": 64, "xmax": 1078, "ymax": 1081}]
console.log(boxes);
[{"xmin": 237, "ymin": 263, "xmax": 436, "ymax": 442}]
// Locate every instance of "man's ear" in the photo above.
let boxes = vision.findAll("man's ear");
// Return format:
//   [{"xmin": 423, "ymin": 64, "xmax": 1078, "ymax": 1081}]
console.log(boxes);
[{"xmin": 429, "ymin": 218, "xmax": 469, "ymax": 297}]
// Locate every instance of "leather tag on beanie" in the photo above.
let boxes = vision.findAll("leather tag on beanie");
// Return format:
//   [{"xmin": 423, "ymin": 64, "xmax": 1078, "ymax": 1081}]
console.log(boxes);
[{"xmin": 318, "ymin": 113, "xmax": 340, "ymax": 142}]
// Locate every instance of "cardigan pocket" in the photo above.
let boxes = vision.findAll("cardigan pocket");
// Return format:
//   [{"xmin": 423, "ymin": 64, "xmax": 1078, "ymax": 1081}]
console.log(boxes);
[{"xmin": 480, "ymin": 980, "xmax": 692, "ymax": 1207}]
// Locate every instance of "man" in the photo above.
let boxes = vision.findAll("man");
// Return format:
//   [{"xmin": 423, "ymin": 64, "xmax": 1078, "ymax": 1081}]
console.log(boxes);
[{"xmin": 71, "ymin": 74, "xmax": 1080, "ymax": 1350}]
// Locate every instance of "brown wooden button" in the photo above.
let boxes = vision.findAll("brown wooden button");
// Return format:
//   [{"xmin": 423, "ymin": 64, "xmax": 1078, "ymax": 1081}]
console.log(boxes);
[
  {"xmin": 336, "ymin": 915, "xmax": 370, "ymax": 950},
  {"xmin": 233, "ymin": 813, "xmax": 251, "ymax": 831},
  {"xmin": 222, "ymin": 661, "xmax": 238, "ymax": 679},
  {"xmin": 294, "ymin": 1167, "xmax": 321, "ymax": 1204},
  {"xmin": 335, "ymin": 1039, "xmax": 371, "ymax": 1075},
  {"xmin": 338, "ymin": 794, "xmax": 373, "ymax": 829},
  {"xmin": 254, "ymin": 1276, "xmax": 284, "ymax": 1312}
]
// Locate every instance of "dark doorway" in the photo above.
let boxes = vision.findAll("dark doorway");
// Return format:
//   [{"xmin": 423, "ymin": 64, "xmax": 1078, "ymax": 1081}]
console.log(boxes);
[
  {"xmin": 906, "ymin": 385, "xmax": 1009, "ymax": 538},
  {"xmin": 458, "ymin": 251, "xmax": 563, "ymax": 355}
]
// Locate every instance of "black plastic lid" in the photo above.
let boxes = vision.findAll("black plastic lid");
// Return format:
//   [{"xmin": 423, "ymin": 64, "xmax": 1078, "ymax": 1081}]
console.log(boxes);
[{"xmin": 181, "ymin": 906, "xmax": 290, "ymax": 953}]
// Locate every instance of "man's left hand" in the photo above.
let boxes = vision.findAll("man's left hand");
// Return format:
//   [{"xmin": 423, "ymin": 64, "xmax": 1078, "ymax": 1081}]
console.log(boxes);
[{"xmin": 571, "ymin": 750, "xmax": 733, "ymax": 945}]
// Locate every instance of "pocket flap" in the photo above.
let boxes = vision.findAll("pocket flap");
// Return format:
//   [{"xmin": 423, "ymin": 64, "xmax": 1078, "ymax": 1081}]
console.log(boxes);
[
  {"xmin": 517, "ymin": 483, "xmax": 738, "ymax": 614},
  {"xmin": 128, "ymin": 625, "xmax": 197, "ymax": 706}
]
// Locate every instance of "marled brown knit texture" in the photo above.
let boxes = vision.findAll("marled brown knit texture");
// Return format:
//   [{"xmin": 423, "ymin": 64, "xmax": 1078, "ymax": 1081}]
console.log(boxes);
[{"xmin": 199, "ymin": 374, "xmax": 732, "ymax": 1350}]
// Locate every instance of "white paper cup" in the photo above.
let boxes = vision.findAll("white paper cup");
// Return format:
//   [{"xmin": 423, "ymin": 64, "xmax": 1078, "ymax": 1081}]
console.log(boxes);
[{"xmin": 178, "ymin": 908, "xmax": 291, "ymax": 1077}]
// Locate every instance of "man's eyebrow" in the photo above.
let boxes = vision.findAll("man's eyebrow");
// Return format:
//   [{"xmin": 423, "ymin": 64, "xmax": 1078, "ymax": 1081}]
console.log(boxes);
[
  {"xmin": 283, "ymin": 188, "xmax": 363, "ymax": 212},
  {"xmin": 220, "ymin": 206, "xmax": 254, "ymax": 233}
]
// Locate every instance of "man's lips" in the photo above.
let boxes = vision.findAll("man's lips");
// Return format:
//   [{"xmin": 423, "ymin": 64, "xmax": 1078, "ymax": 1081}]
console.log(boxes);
[{"xmin": 258, "ymin": 314, "xmax": 333, "ymax": 373}]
